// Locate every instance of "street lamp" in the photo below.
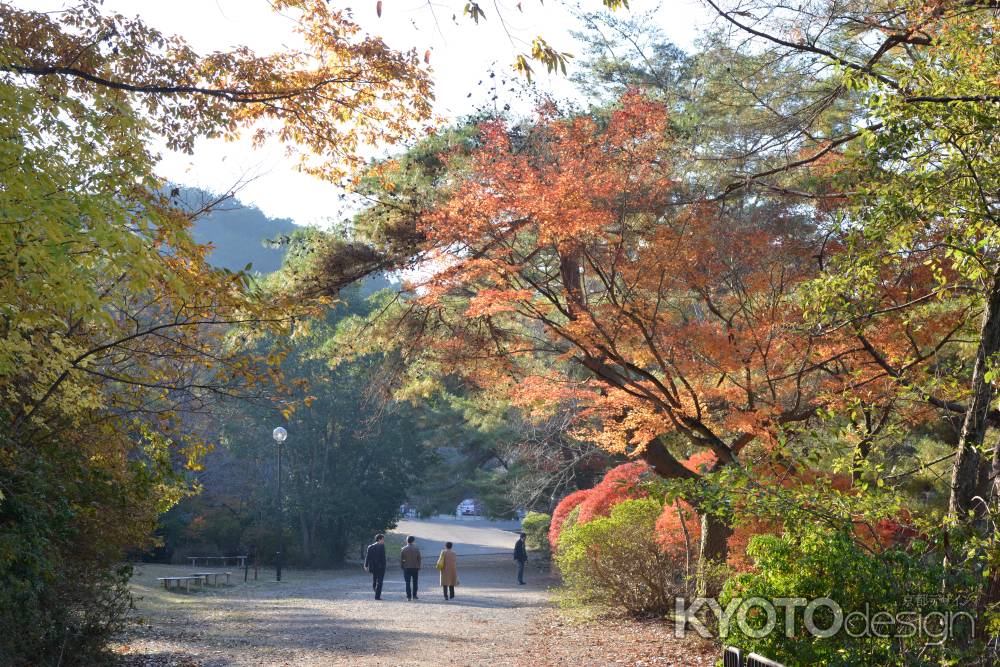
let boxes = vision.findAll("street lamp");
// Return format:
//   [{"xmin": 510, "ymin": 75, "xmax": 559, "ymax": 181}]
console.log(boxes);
[{"xmin": 272, "ymin": 426, "xmax": 287, "ymax": 582}]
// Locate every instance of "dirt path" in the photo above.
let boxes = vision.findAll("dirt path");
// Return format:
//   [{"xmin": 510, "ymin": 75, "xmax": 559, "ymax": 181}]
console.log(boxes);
[
  {"xmin": 115, "ymin": 518, "xmax": 717, "ymax": 666},
  {"xmin": 116, "ymin": 519, "xmax": 552, "ymax": 666}
]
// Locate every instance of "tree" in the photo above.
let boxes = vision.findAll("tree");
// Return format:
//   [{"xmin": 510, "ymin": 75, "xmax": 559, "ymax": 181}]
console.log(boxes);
[
  {"xmin": 206, "ymin": 280, "xmax": 435, "ymax": 565},
  {"xmin": 691, "ymin": 0, "xmax": 1000, "ymax": 520},
  {"xmin": 326, "ymin": 93, "xmax": 901, "ymax": 594},
  {"xmin": 0, "ymin": 1, "xmax": 432, "ymax": 661}
]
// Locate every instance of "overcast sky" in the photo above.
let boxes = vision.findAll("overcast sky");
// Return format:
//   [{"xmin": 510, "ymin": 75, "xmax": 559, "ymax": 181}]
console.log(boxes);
[{"xmin": 19, "ymin": 1, "xmax": 714, "ymax": 225}]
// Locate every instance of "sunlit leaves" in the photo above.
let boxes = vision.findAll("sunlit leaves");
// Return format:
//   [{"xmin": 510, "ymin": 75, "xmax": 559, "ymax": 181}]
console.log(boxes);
[
  {"xmin": 3, "ymin": 0, "xmax": 433, "ymax": 181},
  {"xmin": 463, "ymin": 2, "xmax": 487, "ymax": 23}
]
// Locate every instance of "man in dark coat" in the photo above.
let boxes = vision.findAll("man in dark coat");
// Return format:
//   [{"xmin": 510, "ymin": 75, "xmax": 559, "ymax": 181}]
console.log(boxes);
[
  {"xmin": 513, "ymin": 532, "xmax": 528, "ymax": 585},
  {"xmin": 364, "ymin": 534, "xmax": 387, "ymax": 600},
  {"xmin": 400, "ymin": 535, "xmax": 422, "ymax": 600}
]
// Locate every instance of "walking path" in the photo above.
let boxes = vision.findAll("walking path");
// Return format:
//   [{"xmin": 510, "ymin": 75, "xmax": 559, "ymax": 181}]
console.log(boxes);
[{"xmin": 116, "ymin": 519, "xmax": 553, "ymax": 666}]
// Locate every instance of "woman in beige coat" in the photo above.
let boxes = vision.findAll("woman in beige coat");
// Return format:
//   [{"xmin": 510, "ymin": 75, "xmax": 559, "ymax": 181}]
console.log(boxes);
[{"xmin": 438, "ymin": 541, "xmax": 458, "ymax": 600}]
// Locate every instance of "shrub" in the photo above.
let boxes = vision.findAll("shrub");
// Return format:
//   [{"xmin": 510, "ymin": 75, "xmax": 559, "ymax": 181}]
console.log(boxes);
[
  {"xmin": 720, "ymin": 524, "xmax": 975, "ymax": 666},
  {"xmin": 0, "ymin": 436, "xmax": 164, "ymax": 665},
  {"xmin": 576, "ymin": 461, "xmax": 651, "ymax": 524},
  {"xmin": 549, "ymin": 489, "xmax": 591, "ymax": 550},
  {"xmin": 521, "ymin": 512, "xmax": 551, "ymax": 558},
  {"xmin": 555, "ymin": 498, "xmax": 686, "ymax": 616}
]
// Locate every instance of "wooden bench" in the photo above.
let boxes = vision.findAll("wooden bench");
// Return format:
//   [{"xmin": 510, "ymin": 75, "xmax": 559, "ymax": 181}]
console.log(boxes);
[
  {"xmin": 190, "ymin": 571, "xmax": 232, "ymax": 586},
  {"xmin": 156, "ymin": 576, "xmax": 204, "ymax": 593}
]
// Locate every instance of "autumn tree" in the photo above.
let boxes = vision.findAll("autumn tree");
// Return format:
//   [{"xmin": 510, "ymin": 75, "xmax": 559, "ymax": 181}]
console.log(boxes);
[
  {"xmin": 323, "ymin": 93, "xmax": 928, "ymax": 594},
  {"xmin": 0, "ymin": 1, "xmax": 434, "ymax": 661},
  {"xmin": 687, "ymin": 0, "xmax": 1000, "ymax": 517},
  {"xmin": 2, "ymin": 1, "xmax": 432, "ymax": 180}
]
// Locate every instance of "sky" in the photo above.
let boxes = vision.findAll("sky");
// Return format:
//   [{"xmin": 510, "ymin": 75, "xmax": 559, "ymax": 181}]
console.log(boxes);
[{"xmin": 19, "ymin": 0, "xmax": 715, "ymax": 226}]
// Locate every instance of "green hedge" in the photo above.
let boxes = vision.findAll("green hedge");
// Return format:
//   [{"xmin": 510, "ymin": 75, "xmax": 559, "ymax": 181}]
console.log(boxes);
[
  {"xmin": 521, "ymin": 512, "xmax": 551, "ymax": 558},
  {"xmin": 721, "ymin": 525, "xmax": 977, "ymax": 666}
]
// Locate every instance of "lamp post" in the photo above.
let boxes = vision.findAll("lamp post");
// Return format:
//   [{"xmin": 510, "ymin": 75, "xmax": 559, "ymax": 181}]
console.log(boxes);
[{"xmin": 272, "ymin": 426, "xmax": 287, "ymax": 582}]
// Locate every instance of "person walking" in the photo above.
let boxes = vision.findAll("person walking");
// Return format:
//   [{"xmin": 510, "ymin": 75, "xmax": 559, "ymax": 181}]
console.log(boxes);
[
  {"xmin": 400, "ymin": 535, "xmax": 422, "ymax": 600},
  {"xmin": 437, "ymin": 541, "xmax": 458, "ymax": 600},
  {"xmin": 513, "ymin": 532, "xmax": 528, "ymax": 585},
  {"xmin": 363, "ymin": 533, "xmax": 387, "ymax": 600}
]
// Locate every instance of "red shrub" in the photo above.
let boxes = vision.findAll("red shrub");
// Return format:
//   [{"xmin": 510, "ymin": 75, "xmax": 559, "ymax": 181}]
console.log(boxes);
[
  {"xmin": 655, "ymin": 499, "xmax": 701, "ymax": 559},
  {"xmin": 655, "ymin": 502, "xmax": 774, "ymax": 571},
  {"xmin": 865, "ymin": 509, "xmax": 919, "ymax": 550},
  {"xmin": 576, "ymin": 461, "xmax": 652, "ymax": 524},
  {"xmin": 548, "ymin": 489, "xmax": 592, "ymax": 549}
]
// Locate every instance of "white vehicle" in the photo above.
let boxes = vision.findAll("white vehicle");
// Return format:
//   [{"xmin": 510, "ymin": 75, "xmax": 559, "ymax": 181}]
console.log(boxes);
[{"xmin": 456, "ymin": 498, "xmax": 478, "ymax": 516}]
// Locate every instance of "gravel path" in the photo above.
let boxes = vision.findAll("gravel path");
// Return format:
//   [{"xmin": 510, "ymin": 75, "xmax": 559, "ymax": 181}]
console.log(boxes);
[
  {"xmin": 116, "ymin": 520, "xmax": 553, "ymax": 666},
  {"xmin": 115, "ymin": 518, "xmax": 717, "ymax": 666}
]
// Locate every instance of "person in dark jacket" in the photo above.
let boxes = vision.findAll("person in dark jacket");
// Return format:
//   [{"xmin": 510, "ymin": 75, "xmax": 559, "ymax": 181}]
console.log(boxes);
[
  {"xmin": 364, "ymin": 534, "xmax": 387, "ymax": 599},
  {"xmin": 513, "ymin": 532, "xmax": 528, "ymax": 585},
  {"xmin": 400, "ymin": 535, "xmax": 422, "ymax": 600}
]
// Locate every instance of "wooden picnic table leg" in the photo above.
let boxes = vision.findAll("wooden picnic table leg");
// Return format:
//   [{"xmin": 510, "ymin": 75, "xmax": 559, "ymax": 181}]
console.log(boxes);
[{"xmin": 225, "ymin": 572, "xmax": 230, "ymax": 585}]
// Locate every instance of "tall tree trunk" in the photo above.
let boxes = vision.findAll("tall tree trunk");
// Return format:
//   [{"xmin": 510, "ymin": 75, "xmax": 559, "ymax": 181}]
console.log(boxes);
[
  {"xmin": 696, "ymin": 512, "xmax": 732, "ymax": 597},
  {"xmin": 949, "ymin": 272, "xmax": 1000, "ymax": 518}
]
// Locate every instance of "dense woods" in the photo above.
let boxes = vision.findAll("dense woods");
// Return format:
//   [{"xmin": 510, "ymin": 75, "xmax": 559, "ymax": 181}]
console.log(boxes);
[{"xmin": 2, "ymin": 0, "xmax": 1000, "ymax": 664}]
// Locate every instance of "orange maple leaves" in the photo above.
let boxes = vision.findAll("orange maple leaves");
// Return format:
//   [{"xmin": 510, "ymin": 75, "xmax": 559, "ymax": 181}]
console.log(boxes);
[{"xmin": 402, "ymin": 89, "xmax": 956, "ymax": 485}]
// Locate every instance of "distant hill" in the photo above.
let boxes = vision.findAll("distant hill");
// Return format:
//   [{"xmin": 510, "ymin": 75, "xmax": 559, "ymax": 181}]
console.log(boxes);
[
  {"xmin": 182, "ymin": 188, "xmax": 298, "ymax": 274},
  {"xmin": 180, "ymin": 187, "xmax": 393, "ymax": 297}
]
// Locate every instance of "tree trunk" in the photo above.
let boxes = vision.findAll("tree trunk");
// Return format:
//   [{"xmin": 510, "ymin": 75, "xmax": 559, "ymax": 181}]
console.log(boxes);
[
  {"xmin": 642, "ymin": 438, "xmax": 732, "ymax": 596},
  {"xmin": 696, "ymin": 511, "xmax": 732, "ymax": 597},
  {"xmin": 949, "ymin": 272, "xmax": 1000, "ymax": 519}
]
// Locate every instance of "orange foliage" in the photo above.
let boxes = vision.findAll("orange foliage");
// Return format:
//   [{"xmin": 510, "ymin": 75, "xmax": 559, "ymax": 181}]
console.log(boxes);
[
  {"xmin": 655, "ymin": 500, "xmax": 701, "ymax": 557},
  {"xmin": 395, "ymin": 88, "xmax": 965, "ymax": 510},
  {"xmin": 576, "ymin": 461, "xmax": 652, "ymax": 524},
  {"xmin": 549, "ymin": 489, "xmax": 592, "ymax": 549}
]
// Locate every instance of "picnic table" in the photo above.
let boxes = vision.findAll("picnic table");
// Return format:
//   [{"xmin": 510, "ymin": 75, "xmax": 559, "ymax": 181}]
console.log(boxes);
[
  {"xmin": 187, "ymin": 555, "xmax": 247, "ymax": 568},
  {"xmin": 156, "ymin": 576, "xmax": 204, "ymax": 593},
  {"xmin": 190, "ymin": 571, "xmax": 232, "ymax": 586}
]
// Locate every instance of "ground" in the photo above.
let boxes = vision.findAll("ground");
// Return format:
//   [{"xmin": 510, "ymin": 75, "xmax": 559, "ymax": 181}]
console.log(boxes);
[{"xmin": 115, "ymin": 517, "xmax": 718, "ymax": 666}]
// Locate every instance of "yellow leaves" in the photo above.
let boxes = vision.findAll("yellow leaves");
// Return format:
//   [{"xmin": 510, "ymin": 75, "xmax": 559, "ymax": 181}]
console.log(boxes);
[
  {"xmin": 4, "ymin": 0, "xmax": 433, "ymax": 182},
  {"xmin": 527, "ymin": 37, "xmax": 573, "ymax": 78},
  {"xmin": 463, "ymin": 2, "xmax": 487, "ymax": 24},
  {"xmin": 395, "ymin": 375, "xmax": 444, "ymax": 403}
]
